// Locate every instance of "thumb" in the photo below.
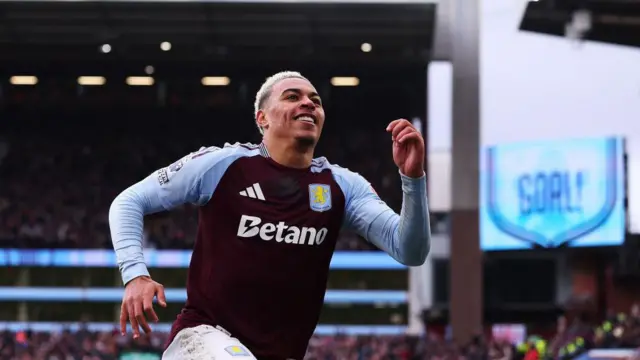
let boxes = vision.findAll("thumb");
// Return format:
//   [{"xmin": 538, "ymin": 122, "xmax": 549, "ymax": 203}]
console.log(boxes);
[{"xmin": 156, "ymin": 285, "xmax": 167, "ymax": 307}]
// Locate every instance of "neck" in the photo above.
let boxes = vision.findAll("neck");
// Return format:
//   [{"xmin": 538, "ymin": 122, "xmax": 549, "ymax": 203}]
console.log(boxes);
[{"xmin": 262, "ymin": 136, "xmax": 314, "ymax": 169}]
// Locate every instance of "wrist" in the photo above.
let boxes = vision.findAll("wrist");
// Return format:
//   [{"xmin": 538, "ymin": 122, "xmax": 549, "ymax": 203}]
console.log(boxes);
[
  {"xmin": 122, "ymin": 262, "xmax": 151, "ymax": 285},
  {"xmin": 125, "ymin": 275, "xmax": 151, "ymax": 286},
  {"xmin": 400, "ymin": 169, "xmax": 425, "ymax": 179}
]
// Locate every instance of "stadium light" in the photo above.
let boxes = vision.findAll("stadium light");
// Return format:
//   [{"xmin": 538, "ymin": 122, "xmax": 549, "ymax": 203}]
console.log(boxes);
[
  {"xmin": 9, "ymin": 76, "xmax": 38, "ymax": 85},
  {"xmin": 126, "ymin": 76, "xmax": 155, "ymax": 86},
  {"xmin": 360, "ymin": 43, "xmax": 372, "ymax": 53},
  {"xmin": 330, "ymin": 77, "xmax": 359, "ymax": 87},
  {"xmin": 100, "ymin": 44, "xmax": 111, "ymax": 54},
  {"xmin": 77, "ymin": 76, "xmax": 106, "ymax": 86},
  {"xmin": 201, "ymin": 76, "xmax": 231, "ymax": 86},
  {"xmin": 160, "ymin": 41, "xmax": 172, "ymax": 51}
]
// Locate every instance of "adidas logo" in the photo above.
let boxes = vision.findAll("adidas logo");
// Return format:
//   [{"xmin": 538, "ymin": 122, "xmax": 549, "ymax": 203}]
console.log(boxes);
[{"xmin": 239, "ymin": 183, "xmax": 265, "ymax": 201}]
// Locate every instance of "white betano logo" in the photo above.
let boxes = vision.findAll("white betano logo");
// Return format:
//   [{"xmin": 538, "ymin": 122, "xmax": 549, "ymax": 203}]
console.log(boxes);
[{"xmin": 236, "ymin": 215, "xmax": 328, "ymax": 246}]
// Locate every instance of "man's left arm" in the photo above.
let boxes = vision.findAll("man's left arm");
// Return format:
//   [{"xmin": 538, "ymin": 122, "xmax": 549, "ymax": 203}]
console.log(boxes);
[{"xmin": 342, "ymin": 171, "xmax": 431, "ymax": 266}]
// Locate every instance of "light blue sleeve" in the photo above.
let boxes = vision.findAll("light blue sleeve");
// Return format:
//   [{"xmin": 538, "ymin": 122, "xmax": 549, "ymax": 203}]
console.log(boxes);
[
  {"xmin": 334, "ymin": 167, "xmax": 431, "ymax": 266},
  {"xmin": 109, "ymin": 146, "xmax": 243, "ymax": 285}
]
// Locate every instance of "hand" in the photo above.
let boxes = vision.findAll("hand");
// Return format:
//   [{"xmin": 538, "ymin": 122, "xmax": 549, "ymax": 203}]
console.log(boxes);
[
  {"xmin": 386, "ymin": 119, "xmax": 425, "ymax": 178},
  {"xmin": 120, "ymin": 276, "xmax": 167, "ymax": 339}
]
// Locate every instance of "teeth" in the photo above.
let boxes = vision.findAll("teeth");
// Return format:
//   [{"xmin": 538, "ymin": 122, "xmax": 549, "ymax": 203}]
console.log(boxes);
[{"xmin": 296, "ymin": 116, "xmax": 315, "ymax": 123}]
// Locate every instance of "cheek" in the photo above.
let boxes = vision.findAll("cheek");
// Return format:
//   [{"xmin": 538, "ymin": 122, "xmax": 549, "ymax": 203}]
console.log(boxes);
[
  {"xmin": 275, "ymin": 111, "xmax": 294, "ymax": 125},
  {"xmin": 268, "ymin": 111, "xmax": 288, "ymax": 127}
]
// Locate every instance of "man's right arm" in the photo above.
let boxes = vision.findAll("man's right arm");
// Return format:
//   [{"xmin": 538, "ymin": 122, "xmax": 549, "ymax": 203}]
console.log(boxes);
[{"xmin": 109, "ymin": 146, "xmax": 227, "ymax": 285}]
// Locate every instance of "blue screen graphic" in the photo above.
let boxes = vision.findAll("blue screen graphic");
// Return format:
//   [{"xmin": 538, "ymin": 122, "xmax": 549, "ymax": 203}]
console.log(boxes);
[{"xmin": 480, "ymin": 137, "xmax": 625, "ymax": 250}]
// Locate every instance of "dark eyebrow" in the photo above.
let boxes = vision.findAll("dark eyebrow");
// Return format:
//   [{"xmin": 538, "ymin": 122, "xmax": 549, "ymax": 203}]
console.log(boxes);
[{"xmin": 281, "ymin": 88, "xmax": 321, "ymax": 99}]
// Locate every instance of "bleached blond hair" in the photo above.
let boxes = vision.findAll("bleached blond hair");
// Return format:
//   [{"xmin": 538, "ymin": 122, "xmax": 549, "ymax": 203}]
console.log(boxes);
[{"xmin": 254, "ymin": 71, "xmax": 309, "ymax": 135}]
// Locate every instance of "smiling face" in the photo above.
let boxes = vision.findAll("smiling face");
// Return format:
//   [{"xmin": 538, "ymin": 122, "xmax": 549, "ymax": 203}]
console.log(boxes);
[{"xmin": 256, "ymin": 77, "xmax": 325, "ymax": 148}]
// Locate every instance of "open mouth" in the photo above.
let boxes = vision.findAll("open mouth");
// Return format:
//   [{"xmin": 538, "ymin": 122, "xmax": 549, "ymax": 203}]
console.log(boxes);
[{"xmin": 294, "ymin": 114, "xmax": 317, "ymax": 124}]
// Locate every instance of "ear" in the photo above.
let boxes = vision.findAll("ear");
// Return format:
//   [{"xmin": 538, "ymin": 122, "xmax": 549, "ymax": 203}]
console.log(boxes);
[{"xmin": 256, "ymin": 110, "xmax": 269, "ymax": 130}]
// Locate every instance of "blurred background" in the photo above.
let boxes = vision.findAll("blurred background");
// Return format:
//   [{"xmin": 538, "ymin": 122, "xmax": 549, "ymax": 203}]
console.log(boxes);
[{"xmin": 1, "ymin": 0, "xmax": 640, "ymax": 358}]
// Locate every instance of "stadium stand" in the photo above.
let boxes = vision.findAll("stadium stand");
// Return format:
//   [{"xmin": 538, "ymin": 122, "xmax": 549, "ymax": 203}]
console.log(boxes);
[
  {"xmin": 1, "ymin": 304, "xmax": 639, "ymax": 359},
  {"xmin": 0, "ymin": 129, "xmax": 399, "ymax": 250},
  {"xmin": 0, "ymin": 70, "xmax": 429, "ymax": 251}
]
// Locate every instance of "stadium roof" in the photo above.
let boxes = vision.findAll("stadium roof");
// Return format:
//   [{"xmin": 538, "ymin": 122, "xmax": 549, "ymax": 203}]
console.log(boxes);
[
  {"xmin": 0, "ymin": 1, "xmax": 436, "ymax": 65},
  {"xmin": 520, "ymin": 0, "xmax": 640, "ymax": 48}
]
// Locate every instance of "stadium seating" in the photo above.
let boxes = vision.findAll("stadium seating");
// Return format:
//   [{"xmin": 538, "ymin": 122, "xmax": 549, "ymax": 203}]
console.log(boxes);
[
  {"xmin": 0, "ymin": 64, "xmax": 433, "ymax": 254},
  {"xmin": 0, "ymin": 120, "xmax": 407, "ymax": 251},
  {"xmin": 1, "ymin": 305, "xmax": 639, "ymax": 359}
]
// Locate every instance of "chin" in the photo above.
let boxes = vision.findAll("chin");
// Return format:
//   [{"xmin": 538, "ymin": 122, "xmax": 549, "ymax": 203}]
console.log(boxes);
[{"xmin": 294, "ymin": 134, "xmax": 317, "ymax": 148}]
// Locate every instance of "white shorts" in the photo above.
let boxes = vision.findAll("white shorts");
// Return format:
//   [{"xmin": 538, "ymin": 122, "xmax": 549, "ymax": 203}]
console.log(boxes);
[{"xmin": 162, "ymin": 325, "xmax": 257, "ymax": 360}]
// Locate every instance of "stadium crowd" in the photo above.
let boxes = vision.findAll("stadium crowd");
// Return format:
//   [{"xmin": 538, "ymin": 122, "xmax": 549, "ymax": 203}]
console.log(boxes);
[
  {"xmin": 0, "ymin": 329, "xmax": 513, "ymax": 360},
  {"xmin": 0, "ymin": 121, "xmax": 449, "ymax": 252},
  {"xmin": 1, "ymin": 304, "xmax": 639, "ymax": 360}
]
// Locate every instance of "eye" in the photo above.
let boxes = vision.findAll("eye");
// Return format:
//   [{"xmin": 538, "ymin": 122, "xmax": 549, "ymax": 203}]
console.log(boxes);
[
  {"xmin": 286, "ymin": 94, "xmax": 299, "ymax": 101},
  {"xmin": 312, "ymin": 98, "xmax": 322, "ymax": 105}
]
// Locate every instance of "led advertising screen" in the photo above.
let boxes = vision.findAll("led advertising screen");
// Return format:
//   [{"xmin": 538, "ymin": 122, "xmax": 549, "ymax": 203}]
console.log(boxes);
[{"xmin": 480, "ymin": 137, "xmax": 625, "ymax": 250}]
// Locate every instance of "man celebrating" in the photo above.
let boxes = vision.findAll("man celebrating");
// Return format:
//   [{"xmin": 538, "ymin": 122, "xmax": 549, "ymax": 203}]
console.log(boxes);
[{"xmin": 109, "ymin": 71, "xmax": 431, "ymax": 360}]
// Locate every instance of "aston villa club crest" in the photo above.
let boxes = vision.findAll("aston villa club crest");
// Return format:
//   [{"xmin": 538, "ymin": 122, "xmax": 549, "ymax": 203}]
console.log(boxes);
[
  {"xmin": 309, "ymin": 184, "xmax": 332, "ymax": 212},
  {"xmin": 482, "ymin": 137, "xmax": 623, "ymax": 248}
]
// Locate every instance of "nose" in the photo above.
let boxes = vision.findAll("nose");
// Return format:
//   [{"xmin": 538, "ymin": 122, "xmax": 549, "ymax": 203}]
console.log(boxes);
[{"xmin": 300, "ymin": 96, "xmax": 316, "ymax": 109}]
